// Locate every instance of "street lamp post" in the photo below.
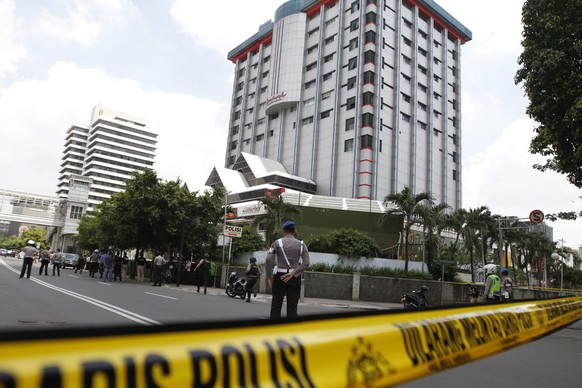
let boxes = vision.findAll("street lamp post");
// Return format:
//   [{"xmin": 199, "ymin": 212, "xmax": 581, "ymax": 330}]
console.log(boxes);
[{"xmin": 550, "ymin": 251, "xmax": 563, "ymax": 291}]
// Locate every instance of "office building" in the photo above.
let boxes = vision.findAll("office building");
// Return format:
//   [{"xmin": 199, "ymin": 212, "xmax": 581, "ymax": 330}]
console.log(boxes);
[
  {"xmin": 222, "ymin": 0, "xmax": 471, "ymax": 210},
  {"xmin": 57, "ymin": 104, "xmax": 157, "ymax": 212}
]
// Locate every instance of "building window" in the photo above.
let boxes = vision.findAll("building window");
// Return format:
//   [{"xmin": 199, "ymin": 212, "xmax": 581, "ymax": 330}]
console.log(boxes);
[
  {"xmin": 350, "ymin": 19, "xmax": 359, "ymax": 32},
  {"xmin": 402, "ymin": 18, "xmax": 412, "ymax": 29},
  {"xmin": 235, "ymin": 96, "xmax": 242, "ymax": 105},
  {"xmin": 320, "ymin": 110, "xmax": 331, "ymax": 119},
  {"xmin": 401, "ymin": 112, "xmax": 411, "ymax": 122},
  {"xmin": 306, "ymin": 61, "xmax": 317, "ymax": 71},
  {"xmin": 324, "ymin": 53, "xmax": 335, "ymax": 62},
  {"xmin": 418, "ymin": 102, "xmax": 427, "ymax": 111},
  {"xmin": 363, "ymin": 92, "xmax": 374, "ymax": 106},
  {"xmin": 231, "ymin": 125, "xmax": 239, "ymax": 135},
  {"xmin": 238, "ymin": 68, "xmax": 245, "ymax": 78},
  {"xmin": 230, "ymin": 140, "xmax": 238, "ymax": 150},
  {"xmin": 325, "ymin": 35, "xmax": 335, "ymax": 45},
  {"xmin": 360, "ymin": 134, "xmax": 373, "ymax": 148},
  {"xmin": 237, "ymin": 82, "xmax": 244, "ymax": 92},
  {"xmin": 365, "ymin": 12, "xmax": 377, "ymax": 25},
  {"xmin": 305, "ymin": 80, "xmax": 316, "ymax": 89},
  {"xmin": 270, "ymin": 112, "xmax": 279, "ymax": 120},
  {"xmin": 418, "ymin": 121, "xmax": 427, "ymax": 130},
  {"xmin": 256, "ymin": 133, "xmax": 264, "ymax": 141},
  {"xmin": 361, "ymin": 112, "xmax": 374, "ymax": 127},
  {"xmin": 364, "ymin": 50, "xmax": 375, "ymax": 64},
  {"xmin": 403, "ymin": 37, "xmax": 412, "ymax": 46},
  {"xmin": 346, "ymin": 117, "xmax": 355, "ymax": 131},
  {"xmin": 261, "ymin": 86, "xmax": 267, "ymax": 93},
  {"xmin": 363, "ymin": 70, "xmax": 375, "ymax": 84},
  {"xmin": 348, "ymin": 57, "xmax": 357, "ymax": 70},
  {"xmin": 452, "ymin": 169, "xmax": 458, "ymax": 180},
  {"xmin": 402, "ymin": 55, "xmax": 411, "ymax": 65},
  {"xmin": 418, "ymin": 83, "xmax": 427, "ymax": 93},
  {"xmin": 262, "ymin": 71, "xmax": 269, "ymax": 79},
  {"xmin": 257, "ymin": 118, "xmax": 265, "ymax": 125},
  {"xmin": 347, "ymin": 97, "xmax": 356, "ymax": 110},
  {"xmin": 347, "ymin": 76, "xmax": 356, "ymax": 90},
  {"xmin": 308, "ymin": 27, "xmax": 319, "ymax": 37},
  {"xmin": 304, "ymin": 98, "xmax": 315, "ymax": 107},
  {"xmin": 365, "ymin": 31, "xmax": 376, "ymax": 44},
  {"xmin": 69, "ymin": 205, "xmax": 84, "ymax": 220},
  {"xmin": 302, "ymin": 116, "xmax": 314, "ymax": 125},
  {"xmin": 322, "ymin": 71, "xmax": 334, "ymax": 81},
  {"xmin": 345, "ymin": 138, "xmax": 354, "ymax": 151},
  {"xmin": 307, "ymin": 45, "xmax": 318, "ymax": 54},
  {"xmin": 322, "ymin": 90, "xmax": 332, "ymax": 100},
  {"xmin": 263, "ymin": 56, "xmax": 270, "ymax": 63},
  {"xmin": 234, "ymin": 111, "xmax": 241, "ymax": 120},
  {"xmin": 350, "ymin": 1, "xmax": 359, "ymax": 13},
  {"xmin": 349, "ymin": 38, "xmax": 358, "ymax": 51}
]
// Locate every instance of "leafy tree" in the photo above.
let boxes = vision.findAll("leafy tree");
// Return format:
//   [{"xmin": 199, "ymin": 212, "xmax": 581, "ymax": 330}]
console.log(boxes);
[
  {"xmin": 515, "ymin": 0, "xmax": 582, "ymax": 187},
  {"xmin": 416, "ymin": 202, "xmax": 449, "ymax": 270},
  {"xmin": 21, "ymin": 228, "xmax": 49, "ymax": 250},
  {"xmin": 252, "ymin": 194, "xmax": 301, "ymax": 243},
  {"xmin": 328, "ymin": 228, "xmax": 380, "ymax": 259},
  {"xmin": 76, "ymin": 213, "xmax": 102, "ymax": 252},
  {"xmin": 231, "ymin": 225, "xmax": 265, "ymax": 259},
  {"xmin": 381, "ymin": 187, "xmax": 432, "ymax": 273}
]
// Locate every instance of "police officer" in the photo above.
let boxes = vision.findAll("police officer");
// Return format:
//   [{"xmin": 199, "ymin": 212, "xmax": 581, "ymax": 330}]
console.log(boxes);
[
  {"xmin": 194, "ymin": 253, "xmax": 211, "ymax": 294},
  {"xmin": 19, "ymin": 240, "xmax": 38, "ymax": 279},
  {"xmin": 481, "ymin": 264, "xmax": 501, "ymax": 302},
  {"xmin": 266, "ymin": 221, "xmax": 310, "ymax": 319},
  {"xmin": 501, "ymin": 267, "xmax": 514, "ymax": 301}
]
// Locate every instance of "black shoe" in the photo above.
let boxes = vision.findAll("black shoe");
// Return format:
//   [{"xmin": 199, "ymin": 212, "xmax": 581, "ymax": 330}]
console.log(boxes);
[
  {"xmin": 246, "ymin": 299, "xmax": 250, "ymax": 303},
  {"xmin": 254, "ymin": 292, "xmax": 257, "ymax": 298},
  {"xmin": 19, "ymin": 276, "xmax": 23, "ymax": 278},
  {"xmin": 204, "ymin": 288, "xmax": 207, "ymax": 294}
]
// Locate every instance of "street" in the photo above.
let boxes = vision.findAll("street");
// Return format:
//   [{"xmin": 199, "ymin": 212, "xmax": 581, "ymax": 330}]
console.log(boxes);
[
  {"xmin": 0, "ymin": 256, "xmax": 344, "ymax": 329},
  {"xmin": 1, "ymin": 256, "xmax": 581, "ymax": 387}
]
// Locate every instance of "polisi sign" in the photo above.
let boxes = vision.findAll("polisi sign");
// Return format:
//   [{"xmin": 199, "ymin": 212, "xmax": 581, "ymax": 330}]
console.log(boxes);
[{"xmin": 224, "ymin": 225, "xmax": 243, "ymax": 238}]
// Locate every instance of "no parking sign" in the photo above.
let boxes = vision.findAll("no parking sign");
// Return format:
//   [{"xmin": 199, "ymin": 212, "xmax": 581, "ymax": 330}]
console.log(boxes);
[{"xmin": 529, "ymin": 209, "xmax": 544, "ymax": 224}]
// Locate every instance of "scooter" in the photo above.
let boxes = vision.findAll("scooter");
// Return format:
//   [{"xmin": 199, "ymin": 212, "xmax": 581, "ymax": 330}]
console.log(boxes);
[
  {"xmin": 225, "ymin": 272, "xmax": 247, "ymax": 299},
  {"xmin": 401, "ymin": 286, "xmax": 430, "ymax": 309}
]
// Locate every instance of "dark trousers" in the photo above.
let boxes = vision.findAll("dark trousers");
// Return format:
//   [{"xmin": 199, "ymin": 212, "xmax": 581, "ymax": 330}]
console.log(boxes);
[
  {"xmin": 245, "ymin": 275, "xmax": 258, "ymax": 300},
  {"xmin": 270, "ymin": 273, "xmax": 301, "ymax": 319},
  {"xmin": 52, "ymin": 263, "xmax": 60, "ymax": 276},
  {"xmin": 89, "ymin": 262, "xmax": 99, "ymax": 277},
  {"xmin": 75, "ymin": 260, "xmax": 84, "ymax": 274},
  {"xmin": 39, "ymin": 259, "xmax": 49, "ymax": 275},
  {"xmin": 114, "ymin": 266, "xmax": 122, "ymax": 281},
  {"xmin": 197, "ymin": 272, "xmax": 210, "ymax": 292},
  {"xmin": 20, "ymin": 257, "xmax": 33, "ymax": 278},
  {"xmin": 153, "ymin": 266, "xmax": 162, "ymax": 286}
]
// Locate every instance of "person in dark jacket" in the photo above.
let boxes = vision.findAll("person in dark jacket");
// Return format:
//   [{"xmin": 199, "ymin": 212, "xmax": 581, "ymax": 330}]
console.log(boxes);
[
  {"xmin": 245, "ymin": 257, "xmax": 260, "ymax": 303},
  {"xmin": 194, "ymin": 253, "xmax": 211, "ymax": 294}
]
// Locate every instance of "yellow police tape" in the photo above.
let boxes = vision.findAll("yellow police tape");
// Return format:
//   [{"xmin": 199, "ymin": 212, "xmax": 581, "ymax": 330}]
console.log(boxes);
[{"xmin": 0, "ymin": 296, "xmax": 581, "ymax": 387}]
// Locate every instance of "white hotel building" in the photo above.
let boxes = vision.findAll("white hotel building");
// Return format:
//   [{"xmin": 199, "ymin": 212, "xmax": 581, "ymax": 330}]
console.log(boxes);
[
  {"xmin": 57, "ymin": 104, "xmax": 157, "ymax": 213},
  {"xmin": 221, "ymin": 0, "xmax": 471, "ymax": 210}
]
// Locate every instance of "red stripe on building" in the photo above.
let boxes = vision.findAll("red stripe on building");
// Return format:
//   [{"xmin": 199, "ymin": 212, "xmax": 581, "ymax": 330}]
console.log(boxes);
[
  {"xmin": 231, "ymin": 35, "xmax": 273, "ymax": 63},
  {"xmin": 305, "ymin": 0, "xmax": 337, "ymax": 17},
  {"xmin": 409, "ymin": 0, "xmax": 466, "ymax": 44}
]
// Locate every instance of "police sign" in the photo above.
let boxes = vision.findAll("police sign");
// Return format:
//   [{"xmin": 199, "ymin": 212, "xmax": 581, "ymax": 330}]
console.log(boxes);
[{"xmin": 224, "ymin": 225, "xmax": 243, "ymax": 238}]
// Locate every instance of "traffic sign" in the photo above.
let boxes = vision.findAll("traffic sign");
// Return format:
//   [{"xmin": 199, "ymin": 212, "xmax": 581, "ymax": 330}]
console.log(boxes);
[
  {"xmin": 224, "ymin": 225, "xmax": 243, "ymax": 238},
  {"xmin": 529, "ymin": 209, "xmax": 544, "ymax": 224}
]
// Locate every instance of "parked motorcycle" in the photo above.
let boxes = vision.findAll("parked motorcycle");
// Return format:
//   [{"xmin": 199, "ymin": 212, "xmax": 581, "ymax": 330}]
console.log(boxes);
[
  {"xmin": 225, "ymin": 272, "xmax": 247, "ymax": 299},
  {"xmin": 401, "ymin": 286, "xmax": 430, "ymax": 309}
]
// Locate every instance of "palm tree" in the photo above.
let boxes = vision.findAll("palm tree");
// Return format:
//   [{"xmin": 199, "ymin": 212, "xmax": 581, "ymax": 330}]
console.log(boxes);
[
  {"xmin": 464, "ymin": 206, "xmax": 491, "ymax": 282},
  {"xmin": 416, "ymin": 202, "xmax": 450, "ymax": 271},
  {"xmin": 252, "ymin": 194, "xmax": 301, "ymax": 244},
  {"xmin": 445, "ymin": 208, "xmax": 467, "ymax": 260},
  {"xmin": 381, "ymin": 187, "xmax": 433, "ymax": 273}
]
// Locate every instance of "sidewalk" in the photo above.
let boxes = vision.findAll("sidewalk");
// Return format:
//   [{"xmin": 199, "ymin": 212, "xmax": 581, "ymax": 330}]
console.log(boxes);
[{"xmin": 168, "ymin": 283, "xmax": 403, "ymax": 311}]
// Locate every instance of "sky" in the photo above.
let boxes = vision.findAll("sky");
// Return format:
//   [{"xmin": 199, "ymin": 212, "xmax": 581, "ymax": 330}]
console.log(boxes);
[{"xmin": 0, "ymin": 0, "xmax": 580, "ymax": 250}]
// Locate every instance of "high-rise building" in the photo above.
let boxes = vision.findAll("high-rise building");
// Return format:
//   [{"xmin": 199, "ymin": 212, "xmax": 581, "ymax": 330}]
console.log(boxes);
[
  {"xmin": 223, "ymin": 0, "xmax": 471, "ymax": 210},
  {"xmin": 57, "ymin": 104, "xmax": 158, "ymax": 212}
]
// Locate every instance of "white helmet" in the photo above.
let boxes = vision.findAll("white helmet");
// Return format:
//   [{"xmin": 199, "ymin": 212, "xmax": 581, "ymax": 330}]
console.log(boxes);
[
  {"xmin": 484, "ymin": 264, "xmax": 498, "ymax": 276},
  {"xmin": 27, "ymin": 240, "xmax": 35, "ymax": 245}
]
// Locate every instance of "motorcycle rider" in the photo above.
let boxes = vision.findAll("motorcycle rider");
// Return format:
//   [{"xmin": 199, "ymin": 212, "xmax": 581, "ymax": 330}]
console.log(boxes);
[
  {"xmin": 501, "ymin": 267, "xmax": 514, "ymax": 301},
  {"xmin": 481, "ymin": 264, "xmax": 501, "ymax": 302}
]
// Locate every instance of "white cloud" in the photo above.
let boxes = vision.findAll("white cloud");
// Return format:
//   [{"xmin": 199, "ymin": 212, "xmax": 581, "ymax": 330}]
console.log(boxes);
[
  {"xmin": 29, "ymin": 0, "xmax": 136, "ymax": 45},
  {"xmin": 0, "ymin": 0, "xmax": 28, "ymax": 80},
  {"xmin": 463, "ymin": 118, "xmax": 582, "ymax": 248},
  {"xmin": 169, "ymin": 0, "xmax": 280, "ymax": 55},
  {"xmin": 0, "ymin": 61, "xmax": 228, "ymax": 196}
]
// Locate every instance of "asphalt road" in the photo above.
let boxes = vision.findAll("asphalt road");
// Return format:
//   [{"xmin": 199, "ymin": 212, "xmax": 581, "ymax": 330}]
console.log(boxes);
[
  {"xmin": 2, "ymin": 255, "xmax": 581, "ymax": 387},
  {"xmin": 0, "ymin": 256, "xmax": 345, "ymax": 329}
]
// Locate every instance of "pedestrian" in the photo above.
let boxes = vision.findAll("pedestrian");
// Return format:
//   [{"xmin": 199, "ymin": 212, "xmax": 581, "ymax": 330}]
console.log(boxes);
[
  {"xmin": 265, "ymin": 221, "xmax": 310, "ymax": 319},
  {"xmin": 113, "ymin": 253, "xmax": 122, "ymax": 281},
  {"xmin": 209, "ymin": 259, "xmax": 217, "ymax": 287},
  {"xmin": 121, "ymin": 253, "xmax": 129, "ymax": 281},
  {"xmin": 501, "ymin": 268, "xmax": 514, "ymax": 301},
  {"xmin": 38, "ymin": 249, "xmax": 50, "ymax": 275},
  {"xmin": 244, "ymin": 257, "xmax": 260, "ymax": 303},
  {"xmin": 52, "ymin": 249, "xmax": 63, "ymax": 276},
  {"xmin": 194, "ymin": 253, "xmax": 211, "ymax": 294},
  {"xmin": 481, "ymin": 264, "xmax": 501, "ymax": 302},
  {"xmin": 152, "ymin": 252, "xmax": 166, "ymax": 286},
  {"xmin": 19, "ymin": 240, "xmax": 38, "ymax": 279},
  {"xmin": 101, "ymin": 251, "xmax": 114, "ymax": 282},
  {"xmin": 75, "ymin": 254, "xmax": 85, "ymax": 274},
  {"xmin": 136, "ymin": 254, "xmax": 147, "ymax": 282},
  {"xmin": 88, "ymin": 249, "xmax": 100, "ymax": 277},
  {"xmin": 467, "ymin": 283, "xmax": 480, "ymax": 303}
]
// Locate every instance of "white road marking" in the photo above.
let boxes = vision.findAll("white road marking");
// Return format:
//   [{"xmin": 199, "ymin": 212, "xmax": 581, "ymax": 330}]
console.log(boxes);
[
  {"xmin": 1, "ymin": 258, "xmax": 163, "ymax": 326},
  {"xmin": 145, "ymin": 292, "xmax": 178, "ymax": 300}
]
